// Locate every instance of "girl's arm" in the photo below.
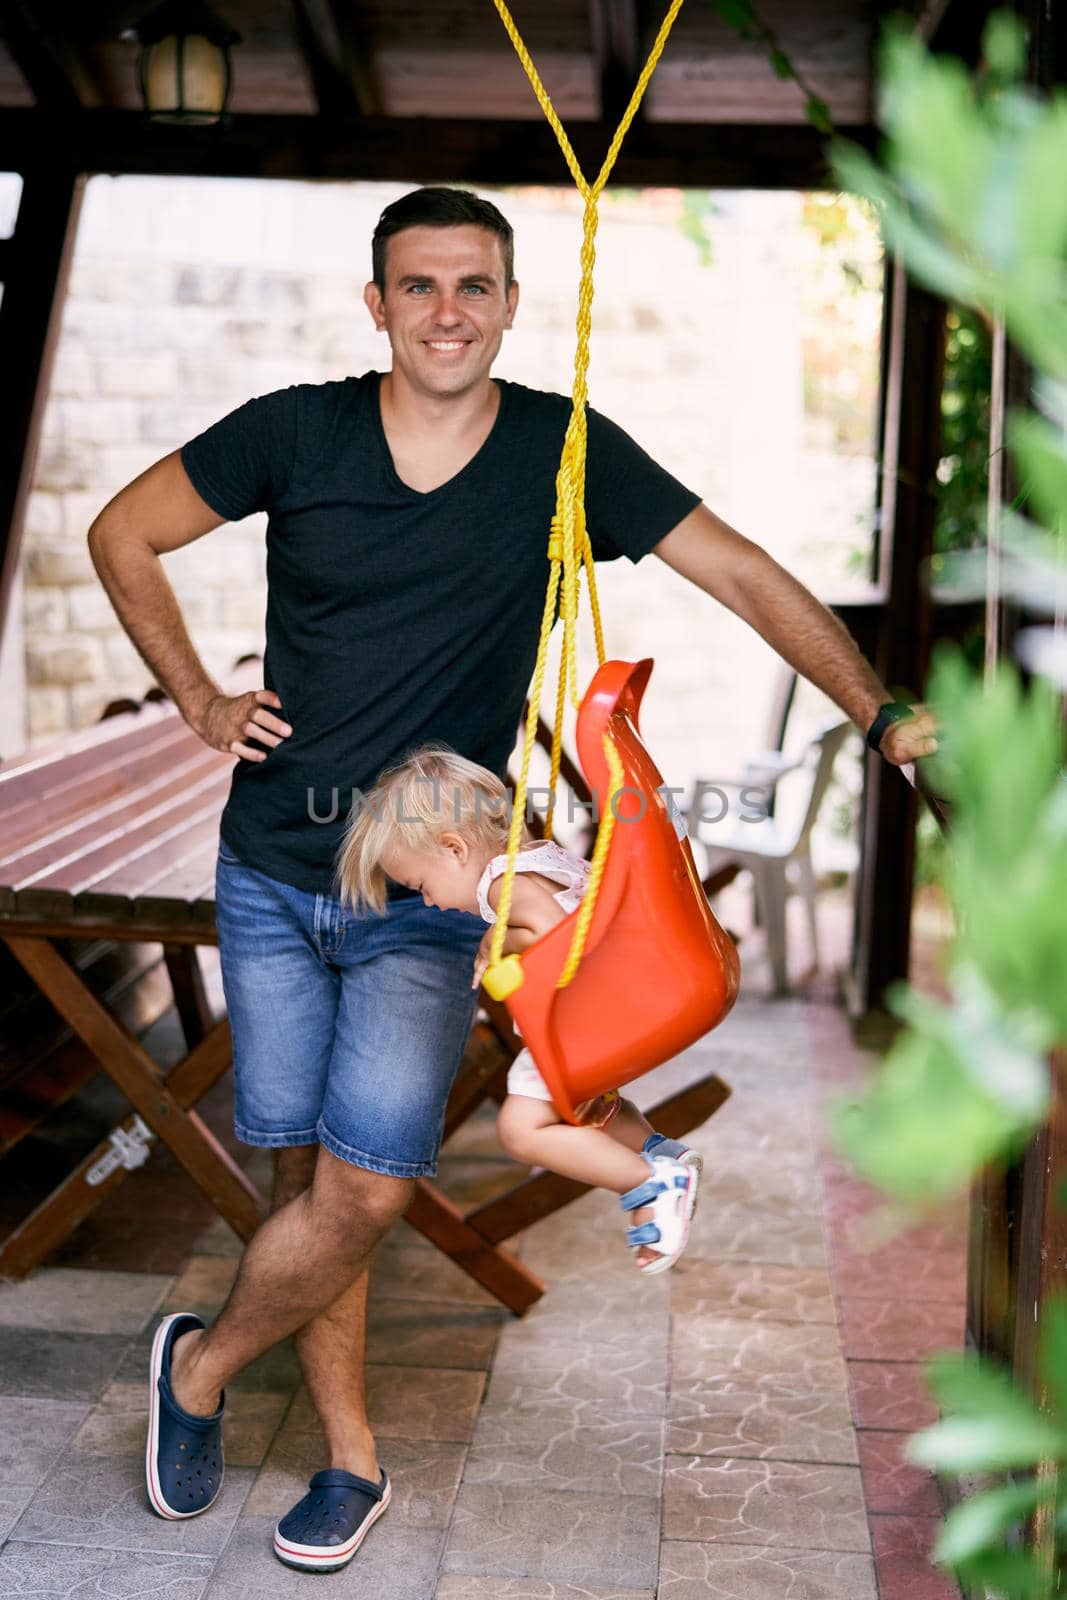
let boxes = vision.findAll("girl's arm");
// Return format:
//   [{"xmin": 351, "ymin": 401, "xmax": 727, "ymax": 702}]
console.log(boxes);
[{"xmin": 471, "ymin": 875, "xmax": 565, "ymax": 988}]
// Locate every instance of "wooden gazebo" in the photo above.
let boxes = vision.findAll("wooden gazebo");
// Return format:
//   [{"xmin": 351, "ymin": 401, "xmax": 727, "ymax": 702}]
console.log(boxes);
[{"xmin": 0, "ymin": 0, "xmax": 1063, "ymax": 1381}]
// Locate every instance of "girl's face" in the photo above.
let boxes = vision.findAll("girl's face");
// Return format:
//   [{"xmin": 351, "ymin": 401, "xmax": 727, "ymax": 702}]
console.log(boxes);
[{"xmin": 382, "ymin": 835, "xmax": 489, "ymax": 915}]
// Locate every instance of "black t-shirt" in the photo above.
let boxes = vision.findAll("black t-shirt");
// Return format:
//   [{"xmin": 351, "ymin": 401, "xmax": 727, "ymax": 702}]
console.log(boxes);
[{"xmin": 181, "ymin": 372, "xmax": 700, "ymax": 897}]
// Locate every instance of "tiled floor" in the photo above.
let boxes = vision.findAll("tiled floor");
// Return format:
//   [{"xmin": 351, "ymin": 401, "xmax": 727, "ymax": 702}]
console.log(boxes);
[{"xmin": 0, "ymin": 903, "xmax": 966, "ymax": 1598}]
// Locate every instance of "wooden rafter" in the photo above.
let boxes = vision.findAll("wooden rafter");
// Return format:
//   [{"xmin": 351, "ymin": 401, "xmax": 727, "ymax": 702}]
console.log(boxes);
[
  {"xmin": 0, "ymin": 108, "xmax": 871, "ymax": 188},
  {"xmin": 289, "ymin": 0, "xmax": 381, "ymax": 116},
  {"xmin": 0, "ymin": 0, "xmax": 100, "ymax": 108},
  {"xmin": 589, "ymin": 0, "xmax": 641, "ymax": 125}
]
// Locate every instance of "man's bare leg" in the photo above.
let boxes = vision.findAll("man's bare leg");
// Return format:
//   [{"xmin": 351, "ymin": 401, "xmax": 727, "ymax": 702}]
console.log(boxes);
[
  {"xmin": 167, "ymin": 1145, "xmax": 410, "ymax": 1434},
  {"xmin": 273, "ymin": 1146, "xmax": 380, "ymax": 1481}
]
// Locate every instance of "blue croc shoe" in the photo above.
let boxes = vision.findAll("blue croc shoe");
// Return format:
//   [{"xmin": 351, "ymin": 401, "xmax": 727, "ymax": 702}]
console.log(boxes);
[
  {"xmin": 146, "ymin": 1312, "xmax": 225, "ymax": 1520},
  {"xmin": 273, "ymin": 1468, "xmax": 392, "ymax": 1571}
]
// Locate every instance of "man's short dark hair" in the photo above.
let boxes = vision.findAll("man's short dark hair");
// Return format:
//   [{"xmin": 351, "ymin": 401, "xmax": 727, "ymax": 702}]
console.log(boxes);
[{"xmin": 371, "ymin": 187, "xmax": 515, "ymax": 292}]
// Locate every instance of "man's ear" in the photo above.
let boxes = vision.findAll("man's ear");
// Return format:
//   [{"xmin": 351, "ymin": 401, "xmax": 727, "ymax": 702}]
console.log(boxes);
[
  {"xmin": 364, "ymin": 280, "xmax": 386, "ymax": 331},
  {"xmin": 504, "ymin": 279, "xmax": 520, "ymax": 330}
]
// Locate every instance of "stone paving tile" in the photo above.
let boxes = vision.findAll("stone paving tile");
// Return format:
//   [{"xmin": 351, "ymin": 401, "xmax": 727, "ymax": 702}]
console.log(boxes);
[
  {"xmin": 365, "ymin": 1365, "xmax": 486, "ymax": 1443},
  {"xmin": 857, "ymin": 1430, "xmax": 943, "ymax": 1516},
  {"xmin": 9, "ymin": 1452, "xmax": 255, "ymax": 1556},
  {"xmin": 435, "ymin": 1581, "xmax": 652, "ymax": 1599},
  {"xmin": 515, "ymin": 1198, "xmax": 636, "ymax": 1283},
  {"xmin": 365, "ymin": 1298, "xmax": 505, "ymax": 1370},
  {"xmin": 115, "ymin": 1325, "xmax": 302, "ymax": 1396},
  {"xmin": 657, "ymin": 1538, "xmax": 878, "ymax": 1599},
  {"xmin": 441, "ymin": 1483, "xmax": 660, "ymax": 1589},
  {"xmin": 71, "ymin": 1381, "xmax": 289, "ymax": 1468},
  {"xmin": 671, "ymin": 1315, "xmax": 848, "ymax": 1396},
  {"xmin": 837, "ymin": 1297, "xmax": 966, "ymax": 1363},
  {"xmin": 506, "ymin": 1262, "xmax": 668, "ymax": 1349},
  {"xmin": 870, "ymin": 1514, "xmax": 962, "ymax": 1600},
  {"xmin": 694, "ymin": 1090, "xmax": 818, "ymax": 1161},
  {"xmin": 484, "ymin": 1336, "xmax": 666, "ymax": 1421},
  {"xmin": 667, "ymin": 1386, "xmax": 857, "ymax": 1464},
  {"xmin": 689, "ymin": 1202, "xmax": 829, "ymax": 1269},
  {"xmin": 464, "ymin": 1415, "xmax": 664, "ymax": 1499},
  {"xmin": 847, "ymin": 1360, "xmax": 939, "ymax": 1431},
  {"xmin": 209, "ymin": 1514, "xmax": 443, "ymax": 1597},
  {"xmin": 436, "ymin": 1157, "xmax": 526, "ymax": 1211},
  {"xmin": 0, "ymin": 1486, "xmax": 35, "ymax": 1544},
  {"xmin": 0, "ymin": 1396, "xmax": 90, "ymax": 1485},
  {"xmin": 0, "ymin": 1543, "xmax": 214, "ymax": 1597},
  {"xmin": 371, "ymin": 1237, "xmax": 503, "ymax": 1306},
  {"xmin": 245, "ymin": 1390, "xmax": 467, "ymax": 1529},
  {"xmin": 0, "ymin": 1330, "xmax": 129, "ymax": 1402},
  {"xmin": 830, "ymin": 1244, "xmax": 966, "ymax": 1303},
  {"xmin": 670, "ymin": 1261, "xmax": 837, "ymax": 1325},
  {"xmin": 662, "ymin": 1455, "xmax": 870, "ymax": 1551},
  {"xmin": 0, "ymin": 1268, "xmax": 173, "ymax": 1335},
  {"xmin": 163, "ymin": 1256, "xmax": 239, "ymax": 1313}
]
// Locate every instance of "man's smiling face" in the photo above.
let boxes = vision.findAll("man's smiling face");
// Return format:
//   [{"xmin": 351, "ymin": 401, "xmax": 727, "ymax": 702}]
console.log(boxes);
[{"xmin": 363, "ymin": 224, "xmax": 519, "ymax": 399}]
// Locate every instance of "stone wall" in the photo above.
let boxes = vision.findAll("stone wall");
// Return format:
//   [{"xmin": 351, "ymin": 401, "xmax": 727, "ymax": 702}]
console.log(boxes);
[{"xmin": 11, "ymin": 177, "xmax": 880, "ymax": 823}]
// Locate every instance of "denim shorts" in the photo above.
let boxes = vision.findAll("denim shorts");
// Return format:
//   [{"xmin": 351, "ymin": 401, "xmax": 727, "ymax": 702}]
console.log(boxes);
[{"xmin": 213, "ymin": 841, "xmax": 485, "ymax": 1177}]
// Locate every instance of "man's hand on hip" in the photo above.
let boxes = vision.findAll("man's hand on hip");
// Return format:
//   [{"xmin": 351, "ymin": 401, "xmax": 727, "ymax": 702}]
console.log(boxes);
[{"xmin": 196, "ymin": 689, "xmax": 292, "ymax": 763}]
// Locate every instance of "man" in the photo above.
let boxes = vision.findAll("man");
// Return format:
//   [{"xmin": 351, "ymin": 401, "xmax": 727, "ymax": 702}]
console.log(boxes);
[{"xmin": 88, "ymin": 186, "xmax": 935, "ymax": 1570}]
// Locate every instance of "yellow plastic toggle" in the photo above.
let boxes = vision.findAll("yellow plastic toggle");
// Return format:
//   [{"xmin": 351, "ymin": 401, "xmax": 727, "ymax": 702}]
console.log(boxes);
[{"xmin": 482, "ymin": 955, "xmax": 526, "ymax": 1001}]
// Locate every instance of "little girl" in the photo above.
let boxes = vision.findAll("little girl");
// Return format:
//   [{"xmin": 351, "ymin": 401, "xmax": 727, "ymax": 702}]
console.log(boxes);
[{"xmin": 336, "ymin": 743, "xmax": 700, "ymax": 1274}]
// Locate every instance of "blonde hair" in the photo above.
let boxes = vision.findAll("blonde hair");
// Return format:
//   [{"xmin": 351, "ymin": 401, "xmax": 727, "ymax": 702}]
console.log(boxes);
[{"xmin": 334, "ymin": 743, "xmax": 511, "ymax": 913}]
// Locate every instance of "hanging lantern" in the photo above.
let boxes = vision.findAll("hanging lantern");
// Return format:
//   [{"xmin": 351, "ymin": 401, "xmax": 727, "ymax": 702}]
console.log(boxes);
[{"xmin": 126, "ymin": 0, "xmax": 241, "ymax": 125}]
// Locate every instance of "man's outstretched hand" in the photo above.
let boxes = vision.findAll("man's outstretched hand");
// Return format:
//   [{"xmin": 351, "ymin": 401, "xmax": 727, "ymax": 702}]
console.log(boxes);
[
  {"xmin": 195, "ymin": 688, "xmax": 292, "ymax": 762},
  {"xmin": 879, "ymin": 701, "xmax": 939, "ymax": 766}
]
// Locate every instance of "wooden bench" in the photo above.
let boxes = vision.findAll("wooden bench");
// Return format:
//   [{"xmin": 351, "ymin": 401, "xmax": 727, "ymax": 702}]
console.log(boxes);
[{"xmin": 0, "ymin": 671, "xmax": 731, "ymax": 1314}]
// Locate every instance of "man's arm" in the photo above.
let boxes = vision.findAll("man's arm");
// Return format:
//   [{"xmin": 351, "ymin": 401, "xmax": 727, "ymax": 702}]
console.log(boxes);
[
  {"xmin": 652, "ymin": 504, "xmax": 938, "ymax": 765},
  {"xmin": 88, "ymin": 451, "xmax": 291, "ymax": 762}
]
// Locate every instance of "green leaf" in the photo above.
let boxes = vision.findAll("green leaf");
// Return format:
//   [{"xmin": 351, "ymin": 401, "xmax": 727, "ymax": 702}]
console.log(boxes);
[
  {"xmin": 924, "ymin": 1351, "xmax": 1045, "ymax": 1421},
  {"xmin": 982, "ymin": 10, "xmax": 1029, "ymax": 84},
  {"xmin": 714, "ymin": 0, "xmax": 756, "ymax": 29},
  {"xmin": 1007, "ymin": 409, "xmax": 1067, "ymax": 530},
  {"xmin": 908, "ymin": 1414, "xmax": 1064, "ymax": 1472},
  {"xmin": 910, "ymin": 1352, "xmax": 1067, "ymax": 1469},
  {"xmin": 804, "ymin": 96, "xmax": 834, "ymax": 135},
  {"xmin": 770, "ymin": 49, "xmax": 794, "ymax": 82},
  {"xmin": 934, "ymin": 1477, "xmax": 1056, "ymax": 1565},
  {"xmin": 1037, "ymin": 1296, "xmax": 1067, "ymax": 1419},
  {"xmin": 956, "ymin": 1546, "xmax": 1053, "ymax": 1595}
]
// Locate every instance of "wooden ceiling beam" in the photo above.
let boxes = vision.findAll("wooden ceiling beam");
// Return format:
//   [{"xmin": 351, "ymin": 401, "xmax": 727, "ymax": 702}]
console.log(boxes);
[
  {"xmin": 289, "ymin": 0, "xmax": 380, "ymax": 117},
  {"xmin": 589, "ymin": 0, "xmax": 642, "ymax": 125},
  {"xmin": 0, "ymin": 0, "xmax": 101, "ymax": 109},
  {"xmin": 0, "ymin": 108, "xmax": 874, "ymax": 189}
]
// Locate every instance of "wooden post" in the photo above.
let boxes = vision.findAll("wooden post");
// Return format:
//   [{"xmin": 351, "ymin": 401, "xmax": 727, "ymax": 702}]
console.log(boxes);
[
  {"xmin": 849, "ymin": 261, "xmax": 946, "ymax": 1014},
  {"xmin": 0, "ymin": 168, "xmax": 83, "ymax": 649}
]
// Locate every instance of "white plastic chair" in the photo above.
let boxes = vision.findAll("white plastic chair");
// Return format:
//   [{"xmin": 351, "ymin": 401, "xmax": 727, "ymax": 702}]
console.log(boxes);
[{"xmin": 688, "ymin": 719, "xmax": 854, "ymax": 994}]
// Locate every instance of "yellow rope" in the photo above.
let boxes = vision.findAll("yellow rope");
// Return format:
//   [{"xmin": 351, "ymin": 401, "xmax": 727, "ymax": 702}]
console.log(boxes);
[{"xmin": 484, "ymin": 0, "xmax": 685, "ymax": 998}]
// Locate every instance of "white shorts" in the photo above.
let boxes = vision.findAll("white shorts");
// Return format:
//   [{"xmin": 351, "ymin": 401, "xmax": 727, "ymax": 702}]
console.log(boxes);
[
  {"xmin": 506, "ymin": 1048, "xmax": 554, "ymax": 1102},
  {"xmin": 505, "ymin": 1048, "xmax": 621, "ymax": 1129}
]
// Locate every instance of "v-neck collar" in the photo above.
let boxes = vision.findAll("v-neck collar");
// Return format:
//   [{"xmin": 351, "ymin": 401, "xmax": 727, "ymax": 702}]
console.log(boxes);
[{"xmin": 372, "ymin": 371, "xmax": 510, "ymax": 500}]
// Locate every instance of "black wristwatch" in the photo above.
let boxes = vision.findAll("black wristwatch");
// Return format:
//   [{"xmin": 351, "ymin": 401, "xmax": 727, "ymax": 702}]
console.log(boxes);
[{"xmin": 866, "ymin": 701, "xmax": 914, "ymax": 752}]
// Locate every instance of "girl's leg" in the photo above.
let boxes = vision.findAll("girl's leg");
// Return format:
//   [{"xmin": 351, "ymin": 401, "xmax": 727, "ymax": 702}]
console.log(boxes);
[
  {"xmin": 497, "ymin": 1094, "xmax": 650, "ymax": 1193},
  {"xmin": 496, "ymin": 1095, "xmax": 682, "ymax": 1270},
  {"xmin": 603, "ymin": 1096, "xmax": 656, "ymax": 1153}
]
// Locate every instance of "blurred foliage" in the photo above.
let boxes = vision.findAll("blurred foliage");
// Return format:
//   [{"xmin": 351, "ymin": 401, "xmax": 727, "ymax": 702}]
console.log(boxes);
[
  {"xmin": 934, "ymin": 306, "xmax": 993, "ymax": 557},
  {"xmin": 830, "ymin": 12, "xmax": 1067, "ymax": 1596}
]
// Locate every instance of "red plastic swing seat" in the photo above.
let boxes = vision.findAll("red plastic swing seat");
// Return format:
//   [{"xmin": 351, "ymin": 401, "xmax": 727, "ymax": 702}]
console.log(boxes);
[{"xmin": 505, "ymin": 658, "xmax": 741, "ymax": 1124}]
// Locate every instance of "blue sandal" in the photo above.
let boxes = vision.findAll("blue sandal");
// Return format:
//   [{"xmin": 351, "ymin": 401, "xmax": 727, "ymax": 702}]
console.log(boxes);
[
  {"xmin": 146, "ymin": 1312, "xmax": 225, "ymax": 1519},
  {"xmin": 643, "ymin": 1132, "xmax": 704, "ymax": 1181},
  {"xmin": 620, "ymin": 1154, "xmax": 700, "ymax": 1275},
  {"xmin": 273, "ymin": 1468, "xmax": 392, "ymax": 1571}
]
